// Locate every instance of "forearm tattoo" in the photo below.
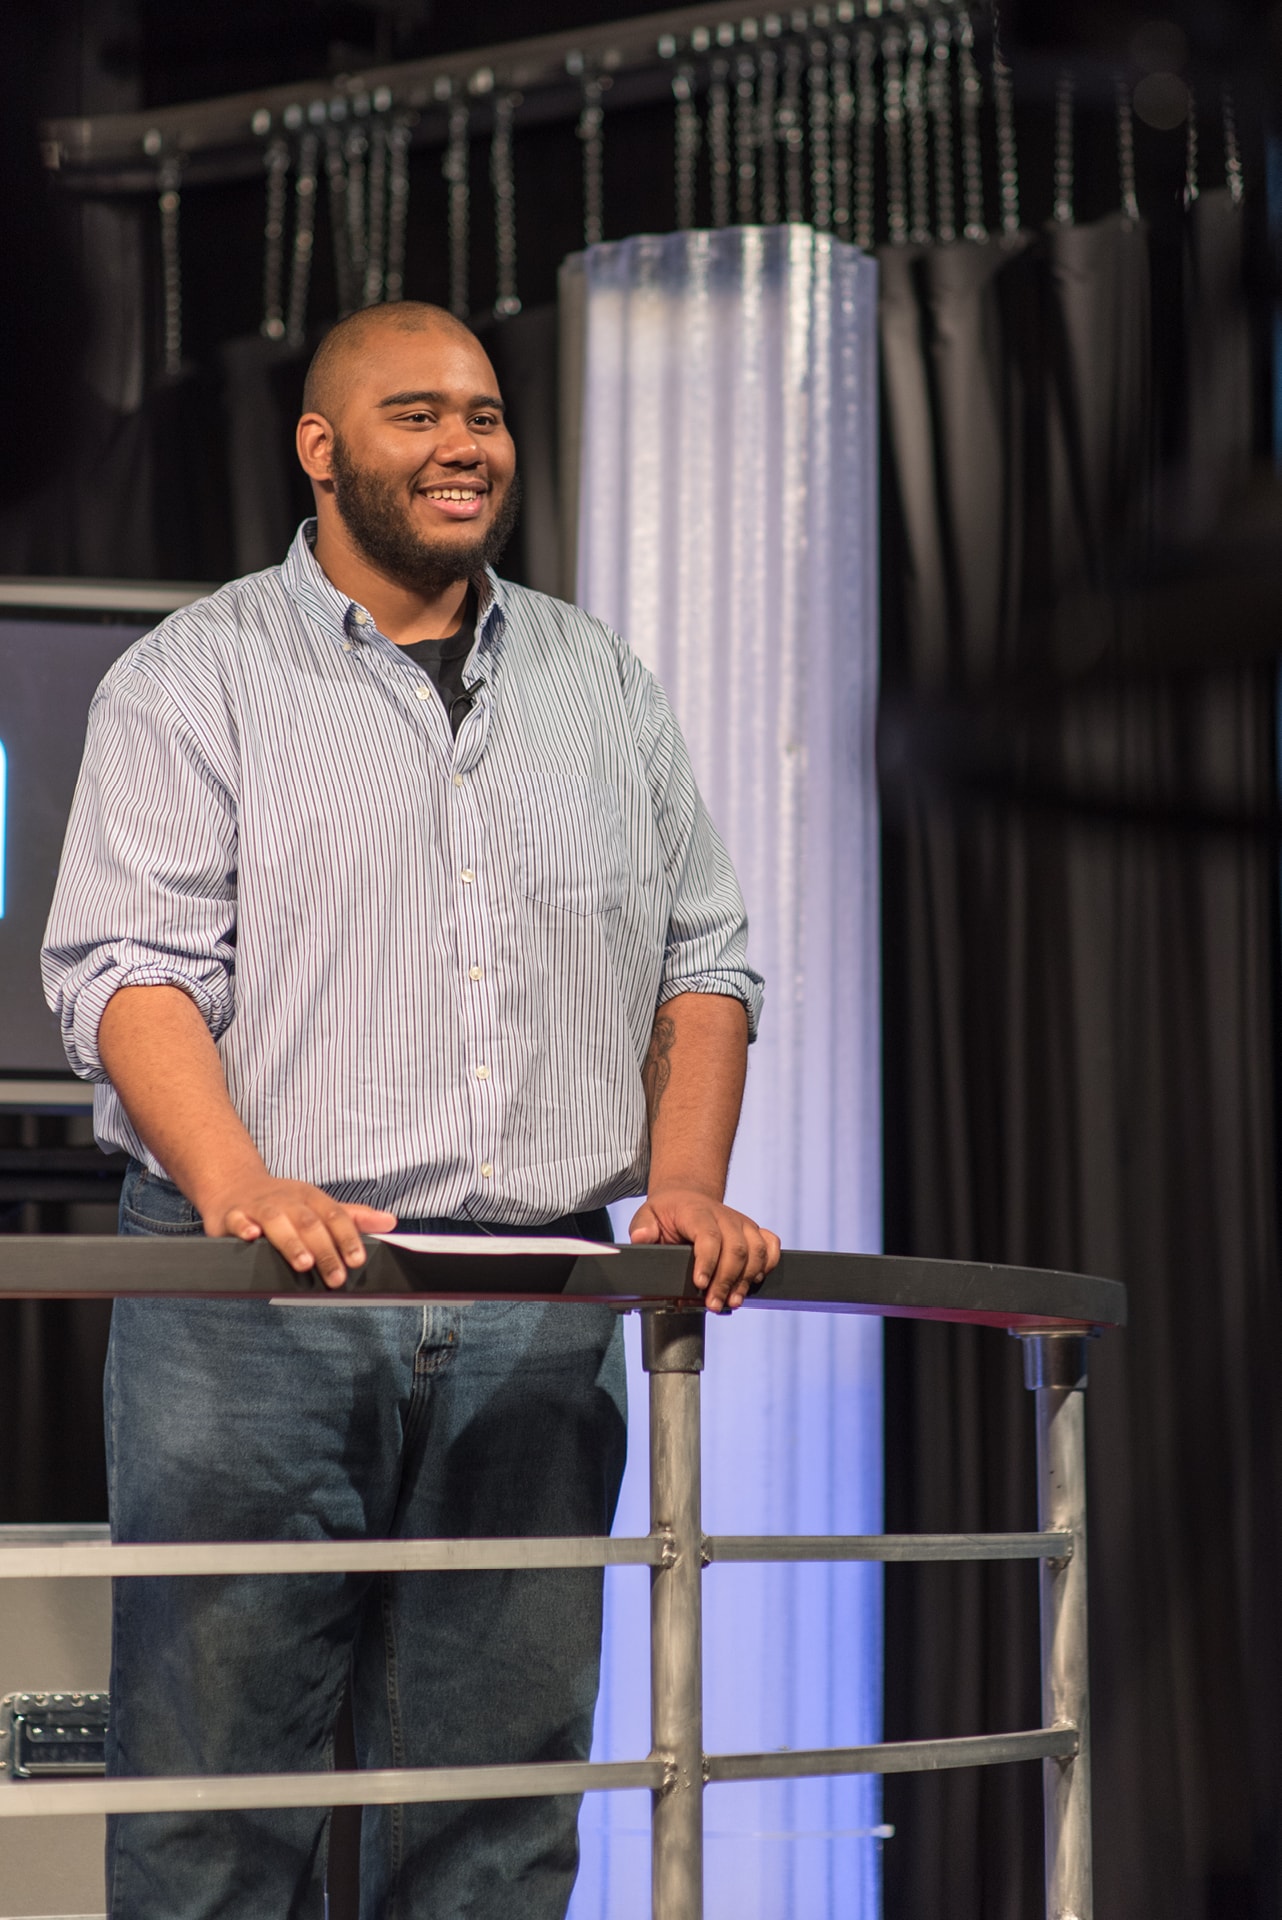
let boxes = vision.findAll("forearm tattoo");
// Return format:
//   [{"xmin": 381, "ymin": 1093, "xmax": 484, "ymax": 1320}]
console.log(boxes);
[{"xmin": 642, "ymin": 1011, "xmax": 677, "ymax": 1129}]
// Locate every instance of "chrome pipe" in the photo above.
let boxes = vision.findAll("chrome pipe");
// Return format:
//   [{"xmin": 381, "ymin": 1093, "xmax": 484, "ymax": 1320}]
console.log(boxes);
[
  {"xmin": 1024, "ymin": 1333, "xmax": 1093, "ymax": 1920},
  {"xmin": 705, "ymin": 1724, "xmax": 1077, "ymax": 1782},
  {"xmin": 0, "ymin": 1756, "xmax": 664, "ymax": 1820},
  {"xmin": 644, "ymin": 1309, "xmax": 706, "ymax": 1920},
  {"xmin": 704, "ymin": 1530, "xmax": 1073, "ymax": 1563},
  {"xmin": 0, "ymin": 1535, "xmax": 666, "ymax": 1579}
]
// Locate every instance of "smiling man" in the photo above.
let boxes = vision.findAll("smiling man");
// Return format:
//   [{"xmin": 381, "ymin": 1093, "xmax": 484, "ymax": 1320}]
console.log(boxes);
[{"xmin": 42, "ymin": 302, "xmax": 775, "ymax": 1920}]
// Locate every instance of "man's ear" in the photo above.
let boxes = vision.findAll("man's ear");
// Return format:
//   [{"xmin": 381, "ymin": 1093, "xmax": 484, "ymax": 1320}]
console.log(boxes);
[{"xmin": 296, "ymin": 412, "xmax": 335, "ymax": 484}]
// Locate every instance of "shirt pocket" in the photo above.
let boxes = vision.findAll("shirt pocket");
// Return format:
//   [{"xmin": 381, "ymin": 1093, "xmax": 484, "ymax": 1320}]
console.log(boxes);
[{"xmin": 514, "ymin": 770, "xmax": 628, "ymax": 915}]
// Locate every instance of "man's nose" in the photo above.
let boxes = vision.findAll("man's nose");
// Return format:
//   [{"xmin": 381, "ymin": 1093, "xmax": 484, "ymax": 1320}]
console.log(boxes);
[{"xmin": 436, "ymin": 422, "xmax": 482, "ymax": 462}]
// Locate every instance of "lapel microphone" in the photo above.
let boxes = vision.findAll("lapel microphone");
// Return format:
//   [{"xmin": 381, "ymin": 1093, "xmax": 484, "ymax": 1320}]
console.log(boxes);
[{"xmin": 449, "ymin": 684, "xmax": 478, "ymax": 729}]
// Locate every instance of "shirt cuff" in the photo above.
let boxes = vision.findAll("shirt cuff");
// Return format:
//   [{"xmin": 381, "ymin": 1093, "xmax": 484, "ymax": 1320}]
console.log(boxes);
[
  {"xmin": 657, "ymin": 973, "xmax": 764, "ymax": 1043},
  {"xmin": 62, "ymin": 962, "xmax": 234, "ymax": 1081}
]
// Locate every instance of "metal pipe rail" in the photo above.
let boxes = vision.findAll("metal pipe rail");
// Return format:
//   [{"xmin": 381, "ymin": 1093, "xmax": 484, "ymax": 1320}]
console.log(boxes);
[
  {"xmin": 0, "ymin": 1241, "xmax": 1125, "ymax": 1920},
  {"xmin": 37, "ymin": 0, "xmax": 977, "ymax": 189}
]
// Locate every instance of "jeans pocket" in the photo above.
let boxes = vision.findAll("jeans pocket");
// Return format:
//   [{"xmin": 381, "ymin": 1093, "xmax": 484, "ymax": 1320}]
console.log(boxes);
[{"xmin": 118, "ymin": 1162, "xmax": 205, "ymax": 1237}]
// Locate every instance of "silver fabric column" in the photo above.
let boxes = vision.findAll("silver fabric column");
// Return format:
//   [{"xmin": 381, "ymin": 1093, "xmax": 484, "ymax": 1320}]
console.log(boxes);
[{"xmin": 564, "ymin": 224, "xmax": 882, "ymax": 1920}]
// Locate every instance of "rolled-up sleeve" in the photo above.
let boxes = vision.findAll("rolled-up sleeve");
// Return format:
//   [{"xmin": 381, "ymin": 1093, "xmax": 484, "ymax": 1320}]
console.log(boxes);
[
  {"xmin": 636, "ymin": 666, "xmax": 764, "ymax": 1041},
  {"xmin": 41, "ymin": 665, "xmax": 238, "ymax": 1081}
]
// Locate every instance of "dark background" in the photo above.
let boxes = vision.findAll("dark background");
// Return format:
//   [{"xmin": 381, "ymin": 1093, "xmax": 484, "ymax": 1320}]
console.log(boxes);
[
  {"xmin": 3, "ymin": 2, "xmax": 1282, "ymax": 1917},
  {"xmin": 0, "ymin": 618, "xmax": 148, "ymax": 1071}
]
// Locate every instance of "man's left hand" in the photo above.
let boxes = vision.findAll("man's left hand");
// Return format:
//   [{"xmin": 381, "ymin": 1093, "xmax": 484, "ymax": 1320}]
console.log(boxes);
[{"xmin": 629, "ymin": 1189, "xmax": 781, "ymax": 1313}]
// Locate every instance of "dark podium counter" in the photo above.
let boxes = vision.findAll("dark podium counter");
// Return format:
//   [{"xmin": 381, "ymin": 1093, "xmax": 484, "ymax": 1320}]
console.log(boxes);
[{"xmin": 0, "ymin": 1237, "xmax": 1126, "ymax": 1332}]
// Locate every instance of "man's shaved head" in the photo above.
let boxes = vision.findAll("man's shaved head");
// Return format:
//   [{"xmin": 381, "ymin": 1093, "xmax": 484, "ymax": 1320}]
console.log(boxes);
[
  {"xmin": 295, "ymin": 299, "xmax": 518, "ymax": 606},
  {"xmin": 302, "ymin": 302, "xmax": 480, "ymax": 421}
]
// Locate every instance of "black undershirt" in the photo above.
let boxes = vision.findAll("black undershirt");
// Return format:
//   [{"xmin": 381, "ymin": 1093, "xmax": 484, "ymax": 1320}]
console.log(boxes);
[{"xmin": 399, "ymin": 589, "xmax": 478, "ymax": 736}]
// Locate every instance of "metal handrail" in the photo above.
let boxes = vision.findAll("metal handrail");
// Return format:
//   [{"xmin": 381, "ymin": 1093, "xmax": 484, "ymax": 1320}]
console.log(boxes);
[
  {"xmin": 0, "ymin": 1529, "xmax": 1072, "ymax": 1580},
  {"xmin": 0, "ymin": 1242, "xmax": 1123, "ymax": 1920},
  {"xmin": 37, "ymin": 1, "xmax": 972, "ymax": 187}
]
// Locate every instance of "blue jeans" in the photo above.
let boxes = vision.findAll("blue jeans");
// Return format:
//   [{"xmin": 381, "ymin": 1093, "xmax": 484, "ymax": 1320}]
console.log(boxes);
[{"xmin": 108, "ymin": 1163, "xmax": 627, "ymax": 1920}]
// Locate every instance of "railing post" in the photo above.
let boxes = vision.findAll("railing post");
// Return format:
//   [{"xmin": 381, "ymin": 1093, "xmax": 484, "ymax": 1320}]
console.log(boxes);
[
  {"xmin": 643, "ymin": 1307, "xmax": 706, "ymax": 1920},
  {"xmin": 1020, "ymin": 1330, "xmax": 1093, "ymax": 1920}
]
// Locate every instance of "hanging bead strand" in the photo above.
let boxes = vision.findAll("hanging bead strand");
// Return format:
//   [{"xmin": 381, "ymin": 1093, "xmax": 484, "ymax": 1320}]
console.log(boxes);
[
  {"xmin": 1178, "ymin": 85, "xmax": 1198, "ymax": 212},
  {"xmin": 853, "ymin": 27, "xmax": 877, "ymax": 249},
  {"xmin": 344, "ymin": 111, "xmax": 370, "ymax": 299},
  {"xmin": 325, "ymin": 122, "xmax": 355, "ymax": 316},
  {"xmin": 363, "ymin": 117, "xmax": 388, "ymax": 306},
  {"xmin": 883, "ymin": 28, "xmax": 908, "ymax": 248},
  {"xmin": 958, "ymin": 17, "xmax": 986, "ymax": 241},
  {"xmin": 992, "ymin": 21, "xmax": 1020, "ymax": 238},
  {"xmin": 779, "ymin": 37, "xmax": 805, "ymax": 225},
  {"xmin": 830, "ymin": 32, "xmax": 854, "ymax": 243},
  {"xmin": 928, "ymin": 17, "xmax": 956, "ymax": 244},
  {"xmin": 707, "ymin": 56, "xmax": 733, "ymax": 226},
  {"xmin": 757, "ymin": 45, "xmax": 780, "ymax": 224},
  {"xmin": 444, "ymin": 97, "xmax": 470, "ymax": 319},
  {"xmin": 735, "ymin": 50, "xmax": 759, "ymax": 225},
  {"xmin": 1053, "ymin": 68, "xmax": 1074, "ymax": 226},
  {"xmin": 260, "ymin": 134, "xmax": 290, "ymax": 339},
  {"xmin": 1115, "ymin": 73, "xmax": 1139, "ymax": 224},
  {"xmin": 904, "ymin": 20, "xmax": 931, "ymax": 244},
  {"xmin": 157, "ymin": 150, "xmax": 183, "ymax": 375},
  {"xmin": 808, "ymin": 36, "xmax": 833, "ymax": 232},
  {"xmin": 577, "ymin": 71, "xmax": 607, "ymax": 246},
  {"xmin": 285, "ymin": 125, "xmax": 319, "ymax": 348},
  {"xmin": 672, "ymin": 63, "xmax": 700, "ymax": 231},
  {"xmin": 1223, "ymin": 82, "xmax": 1244, "ymax": 205},
  {"xmin": 383, "ymin": 115, "xmax": 412, "ymax": 302},
  {"xmin": 491, "ymin": 90, "xmax": 522, "ymax": 317}
]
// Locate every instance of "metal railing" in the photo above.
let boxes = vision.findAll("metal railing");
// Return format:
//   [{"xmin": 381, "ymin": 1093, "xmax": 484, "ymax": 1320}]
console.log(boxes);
[{"xmin": 0, "ymin": 1239, "xmax": 1126, "ymax": 1920}]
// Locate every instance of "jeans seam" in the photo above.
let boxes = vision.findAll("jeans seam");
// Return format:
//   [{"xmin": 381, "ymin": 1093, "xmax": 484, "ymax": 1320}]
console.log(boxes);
[
  {"xmin": 318, "ymin": 1723, "xmax": 335, "ymax": 1907},
  {"xmin": 106, "ymin": 1323, "xmax": 126, "ymax": 1920},
  {"xmin": 118, "ymin": 1208, "xmax": 203, "ymax": 1237},
  {"xmin": 107, "ymin": 1808, "xmax": 125, "ymax": 1920}
]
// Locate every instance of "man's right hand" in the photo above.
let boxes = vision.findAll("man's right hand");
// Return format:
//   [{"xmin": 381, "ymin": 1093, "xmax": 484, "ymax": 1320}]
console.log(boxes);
[
  {"xmin": 201, "ymin": 1179, "xmax": 398, "ymax": 1290},
  {"xmin": 96, "ymin": 988, "xmax": 398, "ymax": 1291}
]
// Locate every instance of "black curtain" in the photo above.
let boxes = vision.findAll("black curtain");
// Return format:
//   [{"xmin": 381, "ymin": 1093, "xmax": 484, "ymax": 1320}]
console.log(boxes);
[
  {"xmin": 880, "ymin": 200, "xmax": 1282, "ymax": 1919},
  {"xmin": 0, "ymin": 1295, "xmax": 112, "ymax": 1520}
]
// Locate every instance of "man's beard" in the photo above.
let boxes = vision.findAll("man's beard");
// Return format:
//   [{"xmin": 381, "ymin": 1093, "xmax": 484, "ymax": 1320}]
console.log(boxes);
[{"xmin": 329, "ymin": 435, "xmax": 522, "ymax": 595}]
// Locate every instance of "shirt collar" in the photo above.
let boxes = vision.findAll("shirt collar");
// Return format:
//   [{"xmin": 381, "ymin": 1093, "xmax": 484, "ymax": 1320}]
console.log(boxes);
[{"xmin": 281, "ymin": 519, "xmax": 508, "ymax": 653}]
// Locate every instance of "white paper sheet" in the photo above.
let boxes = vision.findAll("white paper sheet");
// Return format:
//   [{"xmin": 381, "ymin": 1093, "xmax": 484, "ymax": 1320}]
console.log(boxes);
[{"xmin": 371, "ymin": 1233, "xmax": 618, "ymax": 1257}]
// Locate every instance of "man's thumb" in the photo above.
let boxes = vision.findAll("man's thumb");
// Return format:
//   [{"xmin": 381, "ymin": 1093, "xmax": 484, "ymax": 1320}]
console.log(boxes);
[{"xmin": 629, "ymin": 1206, "xmax": 660, "ymax": 1243}]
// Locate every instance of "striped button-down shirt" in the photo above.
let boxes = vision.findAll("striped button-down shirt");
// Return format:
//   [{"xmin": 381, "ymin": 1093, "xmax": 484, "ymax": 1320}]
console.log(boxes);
[{"xmin": 43, "ymin": 524, "xmax": 763, "ymax": 1221}]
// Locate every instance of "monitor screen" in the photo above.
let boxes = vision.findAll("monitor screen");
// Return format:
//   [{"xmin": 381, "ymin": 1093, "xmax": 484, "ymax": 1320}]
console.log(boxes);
[{"xmin": 0, "ymin": 613, "xmax": 152, "ymax": 1072}]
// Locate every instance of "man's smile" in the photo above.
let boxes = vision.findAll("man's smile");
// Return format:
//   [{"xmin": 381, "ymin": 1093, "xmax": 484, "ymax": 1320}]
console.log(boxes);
[{"xmin": 417, "ymin": 482, "xmax": 488, "ymax": 520}]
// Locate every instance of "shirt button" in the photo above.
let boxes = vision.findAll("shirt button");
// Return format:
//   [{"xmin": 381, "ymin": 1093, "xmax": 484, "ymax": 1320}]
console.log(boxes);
[
  {"xmin": 468, "ymin": 965, "xmax": 483, "ymax": 981},
  {"xmin": 351, "ymin": 608, "xmax": 370, "ymax": 626},
  {"xmin": 460, "ymin": 868, "xmax": 475, "ymax": 884},
  {"xmin": 475, "ymin": 1064, "xmax": 490, "ymax": 1080},
  {"xmin": 480, "ymin": 1163, "xmax": 493, "ymax": 1178},
  {"xmin": 453, "ymin": 773, "xmax": 464, "ymax": 788},
  {"xmin": 342, "ymin": 641, "xmax": 353, "ymax": 652},
  {"xmin": 415, "ymin": 685, "xmax": 433, "ymax": 700}
]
